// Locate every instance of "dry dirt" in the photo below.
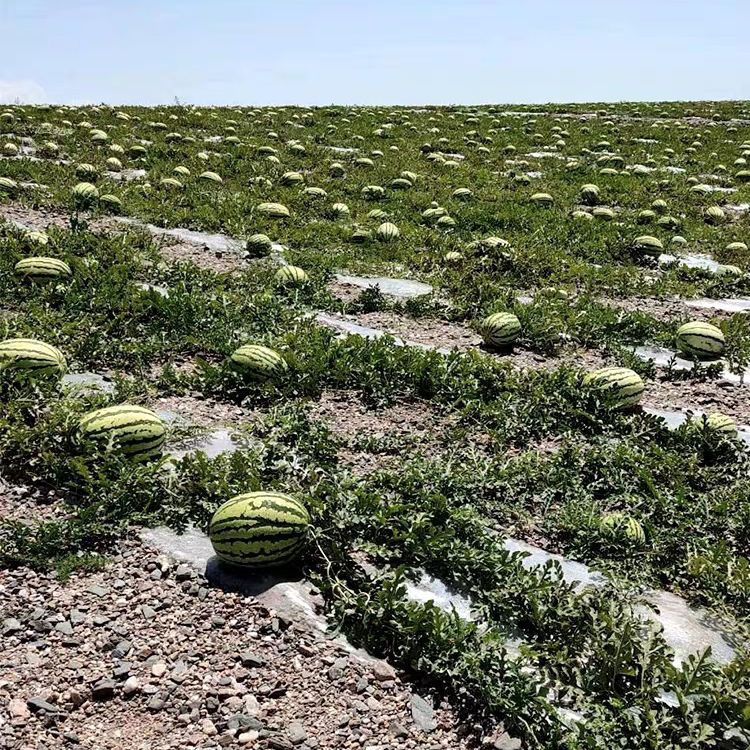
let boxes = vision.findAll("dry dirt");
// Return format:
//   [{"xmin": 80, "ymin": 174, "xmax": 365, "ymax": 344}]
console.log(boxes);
[
  {"xmin": 598, "ymin": 295, "xmax": 737, "ymax": 322},
  {"xmin": 643, "ymin": 376, "xmax": 750, "ymax": 426},
  {"xmin": 0, "ymin": 204, "xmax": 246, "ymax": 274}
]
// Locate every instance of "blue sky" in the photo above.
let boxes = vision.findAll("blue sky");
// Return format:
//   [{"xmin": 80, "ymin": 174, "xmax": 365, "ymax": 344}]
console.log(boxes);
[{"xmin": 1, "ymin": 0, "xmax": 748, "ymax": 105}]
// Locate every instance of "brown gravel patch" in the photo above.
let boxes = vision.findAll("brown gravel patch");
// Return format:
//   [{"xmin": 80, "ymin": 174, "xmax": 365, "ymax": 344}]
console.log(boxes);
[
  {"xmin": 0, "ymin": 479, "xmax": 66, "ymax": 525},
  {"xmin": 354, "ymin": 312, "xmax": 482, "ymax": 351},
  {"xmin": 0, "ymin": 203, "xmax": 121, "ymax": 234},
  {"xmin": 151, "ymin": 395, "xmax": 258, "ymax": 429},
  {"xmin": 0, "ymin": 202, "xmax": 245, "ymax": 273},
  {"xmin": 328, "ymin": 281, "xmax": 365, "ymax": 304},
  {"xmin": 156, "ymin": 238, "xmax": 246, "ymax": 274},
  {"xmin": 0, "ymin": 538, "xmax": 477, "ymax": 750},
  {"xmin": 642, "ymin": 376, "xmax": 750, "ymax": 426}
]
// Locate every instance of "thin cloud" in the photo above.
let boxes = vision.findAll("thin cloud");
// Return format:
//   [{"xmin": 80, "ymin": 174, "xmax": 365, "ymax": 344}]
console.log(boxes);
[{"xmin": 0, "ymin": 80, "xmax": 47, "ymax": 105}]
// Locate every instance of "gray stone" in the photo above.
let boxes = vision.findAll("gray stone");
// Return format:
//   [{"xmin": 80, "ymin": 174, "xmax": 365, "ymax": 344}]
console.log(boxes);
[
  {"xmin": 2, "ymin": 617, "xmax": 22, "ymax": 635},
  {"xmin": 239, "ymin": 652, "xmax": 266, "ymax": 669},
  {"xmin": 123, "ymin": 676, "xmax": 141, "ymax": 696},
  {"xmin": 286, "ymin": 722, "xmax": 307, "ymax": 745},
  {"xmin": 27, "ymin": 696, "xmax": 59, "ymax": 713},
  {"xmin": 55, "ymin": 621, "xmax": 73, "ymax": 635},
  {"xmin": 410, "ymin": 694, "xmax": 437, "ymax": 732},
  {"xmin": 91, "ymin": 679, "xmax": 117, "ymax": 700}
]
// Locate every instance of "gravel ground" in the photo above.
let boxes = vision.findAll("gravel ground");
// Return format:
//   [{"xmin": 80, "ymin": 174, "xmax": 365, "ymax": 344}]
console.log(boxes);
[{"xmin": 0, "ymin": 538, "xmax": 481, "ymax": 750}]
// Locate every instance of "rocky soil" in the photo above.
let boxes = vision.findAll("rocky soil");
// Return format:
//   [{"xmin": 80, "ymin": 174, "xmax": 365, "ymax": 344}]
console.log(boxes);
[{"xmin": 1, "ymin": 538, "xmax": 484, "ymax": 750}]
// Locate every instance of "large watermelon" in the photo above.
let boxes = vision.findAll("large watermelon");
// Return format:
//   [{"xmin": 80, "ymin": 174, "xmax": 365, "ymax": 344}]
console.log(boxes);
[
  {"xmin": 209, "ymin": 492, "xmax": 310, "ymax": 568},
  {"xmin": 15, "ymin": 256, "xmax": 72, "ymax": 281},
  {"xmin": 0, "ymin": 338, "xmax": 66, "ymax": 377},
  {"xmin": 78, "ymin": 405, "xmax": 166, "ymax": 461}
]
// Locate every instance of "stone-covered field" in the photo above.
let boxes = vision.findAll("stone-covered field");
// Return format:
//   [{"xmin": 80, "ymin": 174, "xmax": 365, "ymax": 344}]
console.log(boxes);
[{"xmin": 1, "ymin": 101, "xmax": 749, "ymax": 749}]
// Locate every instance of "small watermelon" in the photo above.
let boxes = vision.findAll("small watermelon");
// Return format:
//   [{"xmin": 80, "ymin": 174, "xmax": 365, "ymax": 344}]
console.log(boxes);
[{"xmin": 479, "ymin": 312, "xmax": 521, "ymax": 349}]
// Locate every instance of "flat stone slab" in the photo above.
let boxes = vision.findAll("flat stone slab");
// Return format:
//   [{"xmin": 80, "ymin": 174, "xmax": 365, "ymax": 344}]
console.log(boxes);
[
  {"xmin": 505, "ymin": 539, "xmax": 606, "ymax": 588},
  {"xmin": 169, "ymin": 429, "xmax": 241, "ymax": 461},
  {"xmin": 404, "ymin": 571, "xmax": 473, "ymax": 621},
  {"xmin": 62, "ymin": 372, "xmax": 115, "ymax": 396},
  {"xmin": 637, "ymin": 591, "xmax": 736, "ymax": 665},
  {"xmin": 659, "ymin": 253, "xmax": 722, "ymax": 273},
  {"xmin": 314, "ymin": 312, "xmax": 448, "ymax": 354},
  {"xmin": 684, "ymin": 297, "xmax": 750, "ymax": 313},
  {"xmin": 334, "ymin": 274, "xmax": 433, "ymax": 299}
]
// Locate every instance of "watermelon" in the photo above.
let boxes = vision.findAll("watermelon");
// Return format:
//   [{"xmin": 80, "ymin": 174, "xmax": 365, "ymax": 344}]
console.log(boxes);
[
  {"xmin": 274, "ymin": 265, "xmax": 309, "ymax": 286},
  {"xmin": 530, "ymin": 192, "xmax": 554, "ymax": 205},
  {"xmin": 583, "ymin": 367, "xmax": 645, "ymax": 409},
  {"xmin": 479, "ymin": 312, "xmax": 521, "ymax": 349},
  {"xmin": 633, "ymin": 235, "xmax": 663, "ymax": 256},
  {"xmin": 15, "ymin": 256, "xmax": 72, "ymax": 281},
  {"xmin": 376, "ymin": 222, "xmax": 400, "ymax": 242},
  {"xmin": 0, "ymin": 338, "xmax": 66, "ymax": 377},
  {"xmin": 72, "ymin": 181, "xmax": 99, "ymax": 206},
  {"xmin": 78, "ymin": 405, "xmax": 166, "ymax": 461},
  {"xmin": 676, "ymin": 321, "xmax": 725, "ymax": 359},
  {"xmin": 601, "ymin": 512, "xmax": 646, "ymax": 544},
  {"xmin": 209, "ymin": 491, "xmax": 310, "ymax": 568},
  {"xmin": 246, "ymin": 234, "xmax": 273, "ymax": 256},
  {"xmin": 257, "ymin": 202, "xmax": 290, "ymax": 218},
  {"xmin": 230, "ymin": 344, "xmax": 287, "ymax": 381}
]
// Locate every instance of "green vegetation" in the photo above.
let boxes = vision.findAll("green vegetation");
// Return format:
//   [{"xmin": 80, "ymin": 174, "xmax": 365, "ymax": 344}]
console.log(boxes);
[{"xmin": 2, "ymin": 100, "xmax": 750, "ymax": 748}]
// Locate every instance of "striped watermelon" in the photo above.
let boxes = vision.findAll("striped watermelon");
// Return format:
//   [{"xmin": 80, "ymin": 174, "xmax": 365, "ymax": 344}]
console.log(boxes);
[
  {"xmin": 78, "ymin": 405, "xmax": 166, "ymax": 462},
  {"xmin": 72, "ymin": 182, "xmax": 99, "ymax": 206},
  {"xmin": 246, "ymin": 234, "xmax": 273, "ymax": 256},
  {"xmin": 0, "ymin": 338, "xmax": 66, "ymax": 377},
  {"xmin": 15, "ymin": 256, "xmax": 72, "ymax": 281},
  {"xmin": 583, "ymin": 367, "xmax": 645, "ymax": 409},
  {"xmin": 274, "ymin": 265, "xmax": 309, "ymax": 286},
  {"xmin": 230, "ymin": 344, "xmax": 287, "ymax": 381},
  {"xmin": 676, "ymin": 321, "xmax": 725, "ymax": 359},
  {"xmin": 209, "ymin": 491, "xmax": 310, "ymax": 568},
  {"xmin": 479, "ymin": 312, "xmax": 521, "ymax": 349},
  {"xmin": 601, "ymin": 512, "xmax": 646, "ymax": 544},
  {"xmin": 257, "ymin": 202, "xmax": 290, "ymax": 218},
  {"xmin": 633, "ymin": 235, "xmax": 663, "ymax": 256},
  {"xmin": 376, "ymin": 222, "xmax": 400, "ymax": 242}
]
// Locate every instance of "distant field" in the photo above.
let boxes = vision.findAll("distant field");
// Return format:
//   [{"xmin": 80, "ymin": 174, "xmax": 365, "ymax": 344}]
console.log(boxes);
[{"xmin": 1, "ymin": 101, "xmax": 749, "ymax": 749}]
